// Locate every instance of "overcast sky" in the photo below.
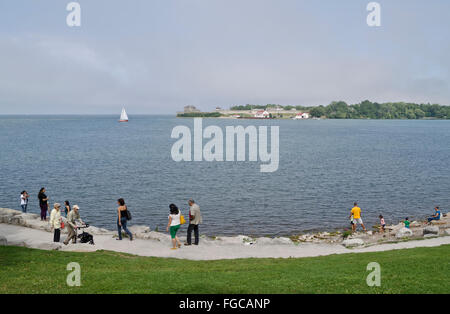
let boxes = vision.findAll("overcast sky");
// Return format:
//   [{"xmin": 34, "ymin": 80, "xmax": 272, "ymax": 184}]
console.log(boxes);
[{"xmin": 0, "ymin": 0, "xmax": 449, "ymax": 114}]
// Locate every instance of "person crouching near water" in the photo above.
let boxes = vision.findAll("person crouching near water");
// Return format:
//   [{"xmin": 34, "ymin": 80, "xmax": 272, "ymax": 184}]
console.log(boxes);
[
  {"xmin": 427, "ymin": 206, "xmax": 442, "ymax": 224},
  {"xmin": 167, "ymin": 204, "xmax": 182, "ymax": 250},
  {"xmin": 117, "ymin": 198, "xmax": 133, "ymax": 241},
  {"xmin": 50, "ymin": 203, "xmax": 63, "ymax": 242},
  {"xmin": 64, "ymin": 205, "xmax": 84, "ymax": 245}
]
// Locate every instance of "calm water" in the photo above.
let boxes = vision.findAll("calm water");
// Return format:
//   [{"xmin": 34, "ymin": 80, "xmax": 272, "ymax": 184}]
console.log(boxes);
[{"xmin": 1, "ymin": 115, "xmax": 449, "ymax": 236}]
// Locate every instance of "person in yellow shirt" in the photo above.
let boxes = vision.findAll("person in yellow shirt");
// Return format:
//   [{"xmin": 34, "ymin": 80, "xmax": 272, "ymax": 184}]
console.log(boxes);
[{"xmin": 349, "ymin": 202, "xmax": 366, "ymax": 232}]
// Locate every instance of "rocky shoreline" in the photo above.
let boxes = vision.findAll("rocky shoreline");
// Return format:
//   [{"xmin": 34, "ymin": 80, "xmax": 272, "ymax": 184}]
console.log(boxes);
[{"xmin": 1, "ymin": 207, "xmax": 450, "ymax": 259}]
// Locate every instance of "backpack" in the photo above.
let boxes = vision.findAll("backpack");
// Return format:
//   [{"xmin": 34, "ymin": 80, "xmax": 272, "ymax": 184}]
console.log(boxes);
[{"xmin": 125, "ymin": 207, "xmax": 132, "ymax": 220}]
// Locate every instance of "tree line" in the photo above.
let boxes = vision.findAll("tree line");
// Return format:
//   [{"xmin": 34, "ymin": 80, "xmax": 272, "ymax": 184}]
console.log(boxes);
[{"xmin": 231, "ymin": 101, "xmax": 450, "ymax": 119}]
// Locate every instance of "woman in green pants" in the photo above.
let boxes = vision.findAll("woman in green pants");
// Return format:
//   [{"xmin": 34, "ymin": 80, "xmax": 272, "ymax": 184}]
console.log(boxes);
[{"xmin": 166, "ymin": 204, "xmax": 182, "ymax": 250}]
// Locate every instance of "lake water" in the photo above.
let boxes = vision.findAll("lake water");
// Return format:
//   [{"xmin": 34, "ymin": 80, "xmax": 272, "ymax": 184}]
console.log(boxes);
[{"xmin": 1, "ymin": 115, "xmax": 449, "ymax": 236}]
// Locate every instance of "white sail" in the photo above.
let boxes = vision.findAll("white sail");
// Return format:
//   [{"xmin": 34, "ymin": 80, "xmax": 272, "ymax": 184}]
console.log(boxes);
[{"xmin": 119, "ymin": 107, "xmax": 128, "ymax": 121}]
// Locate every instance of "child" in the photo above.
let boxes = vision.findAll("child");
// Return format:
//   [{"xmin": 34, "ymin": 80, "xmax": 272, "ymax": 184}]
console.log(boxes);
[
  {"xmin": 379, "ymin": 215, "xmax": 386, "ymax": 233},
  {"xmin": 404, "ymin": 217, "xmax": 410, "ymax": 229}
]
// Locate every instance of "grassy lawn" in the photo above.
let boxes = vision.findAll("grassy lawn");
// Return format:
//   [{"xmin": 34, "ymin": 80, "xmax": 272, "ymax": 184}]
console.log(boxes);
[{"xmin": 1, "ymin": 245, "xmax": 449, "ymax": 294}]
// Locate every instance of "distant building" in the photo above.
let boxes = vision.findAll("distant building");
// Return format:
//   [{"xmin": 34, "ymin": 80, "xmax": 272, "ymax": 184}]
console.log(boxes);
[
  {"xmin": 254, "ymin": 110, "xmax": 270, "ymax": 118},
  {"xmin": 293, "ymin": 112, "xmax": 310, "ymax": 120},
  {"xmin": 184, "ymin": 105, "xmax": 200, "ymax": 113}
]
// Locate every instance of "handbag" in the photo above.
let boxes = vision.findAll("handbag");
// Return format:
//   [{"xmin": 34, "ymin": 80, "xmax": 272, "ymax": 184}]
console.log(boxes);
[
  {"xmin": 125, "ymin": 207, "xmax": 132, "ymax": 220},
  {"xmin": 61, "ymin": 221, "xmax": 65, "ymax": 229},
  {"xmin": 180, "ymin": 213, "xmax": 186, "ymax": 225}
]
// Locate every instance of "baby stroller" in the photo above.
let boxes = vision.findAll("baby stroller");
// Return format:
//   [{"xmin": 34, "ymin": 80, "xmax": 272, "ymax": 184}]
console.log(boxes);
[{"xmin": 77, "ymin": 224, "xmax": 95, "ymax": 245}]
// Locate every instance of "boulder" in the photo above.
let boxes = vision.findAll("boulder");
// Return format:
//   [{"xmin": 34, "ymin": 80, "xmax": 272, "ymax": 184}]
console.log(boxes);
[
  {"xmin": 389, "ymin": 223, "xmax": 403, "ymax": 231},
  {"xmin": 128, "ymin": 225, "xmax": 151, "ymax": 234},
  {"xmin": 0, "ymin": 236, "xmax": 7, "ymax": 246},
  {"xmin": 342, "ymin": 238, "xmax": 364, "ymax": 248},
  {"xmin": 444, "ymin": 229, "xmax": 450, "ymax": 236},
  {"xmin": 424, "ymin": 234, "xmax": 438, "ymax": 238},
  {"xmin": 271, "ymin": 237, "xmax": 293, "ymax": 245},
  {"xmin": 396, "ymin": 227, "xmax": 413, "ymax": 238},
  {"xmin": 0, "ymin": 215, "xmax": 10, "ymax": 223},
  {"xmin": 0, "ymin": 208, "xmax": 22, "ymax": 216},
  {"xmin": 8, "ymin": 215, "xmax": 25, "ymax": 226},
  {"xmin": 423, "ymin": 226, "xmax": 439, "ymax": 235},
  {"xmin": 430, "ymin": 220, "xmax": 446, "ymax": 225},
  {"xmin": 35, "ymin": 242, "xmax": 62, "ymax": 250},
  {"xmin": 24, "ymin": 219, "xmax": 52, "ymax": 232},
  {"xmin": 254, "ymin": 237, "xmax": 274, "ymax": 245}
]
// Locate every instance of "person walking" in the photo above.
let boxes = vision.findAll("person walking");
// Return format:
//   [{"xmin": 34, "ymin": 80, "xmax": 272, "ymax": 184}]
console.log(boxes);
[
  {"xmin": 117, "ymin": 198, "xmax": 133, "ymax": 241},
  {"xmin": 349, "ymin": 202, "xmax": 366, "ymax": 232},
  {"xmin": 64, "ymin": 205, "xmax": 84, "ymax": 245},
  {"xmin": 20, "ymin": 191, "xmax": 29, "ymax": 213},
  {"xmin": 64, "ymin": 200, "xmax": 71, "ymax": 217},
  {"xmin": 49, "ymin": 203, "xmax": 63, "ymax": 242},
  {"xmin": 185, "ymin": 199, "xmax": 202, "ymax": 246},
  {"xmin": 166, "ymin": 204, "xmax": 182, "ymax": 250},
  {"xmin": 38, "ymin": 187, "xmax": 49, "ymax": 220}
]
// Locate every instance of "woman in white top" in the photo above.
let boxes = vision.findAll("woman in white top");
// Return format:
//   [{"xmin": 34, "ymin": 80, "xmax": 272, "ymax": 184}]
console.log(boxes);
[
  {"xmin": 49, "ymin": 203, "xmax": 62, "ymax": 242},
  {"xmin": 166, "ymin": 204, "xmax": 182, "ymax": 250},
  {"xmin": 20, "ymin": 191, "xmax": 29, "ymax": 213}
]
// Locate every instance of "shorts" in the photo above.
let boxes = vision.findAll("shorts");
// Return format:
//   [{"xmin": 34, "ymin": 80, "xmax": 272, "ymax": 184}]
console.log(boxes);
[
  {"xmin": 170, "ymin": 224, "xmax": 181, "ymax": 239},
  {"xmin": 353, "ymin": 218, "xmax": 363, "ymax": 224}
]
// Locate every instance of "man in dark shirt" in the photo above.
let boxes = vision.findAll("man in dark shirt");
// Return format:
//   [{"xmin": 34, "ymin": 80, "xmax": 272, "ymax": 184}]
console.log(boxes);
[{"xmin": 38, "ymin": 187, "xmax": 49, "ymax": 221}]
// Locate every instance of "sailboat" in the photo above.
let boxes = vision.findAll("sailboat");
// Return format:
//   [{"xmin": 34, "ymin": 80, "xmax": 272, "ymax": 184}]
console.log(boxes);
[{"xmin": 119, "ymin": 107, "xmax": 128, "ymax": 122}]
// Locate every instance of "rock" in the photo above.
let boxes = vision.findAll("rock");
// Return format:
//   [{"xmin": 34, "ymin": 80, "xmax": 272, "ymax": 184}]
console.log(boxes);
[
  {"xmin": 0, "ymin": 215, "xmax": 10, "ymax": 223},
  {"xmin": 424, "ymin": 234, "xmax": 438, "ymax": 238},
  {"xmin": 423, "ymin": 226, "xmax": 439, "ymax": 235},
  {"xmin": 410, "ymin": 221, "xmax": 420, "ymax": 227},
  {"xmin": 396, "ymin": 227, "xmax": 413, "ymax": 238},
  {"xmin": 0, "ymin": 208, "xmax": 22, "ymax": 216},
  {"xmin": 430, "ymin": 220, "xmax": 446, "ymax": 225},
  {"xmin": 271, "ymin": 237, "xmax": 293, "ymax": 245},
  {"xmin": 254, "ymin": 237, "xmax": 274, "ymax": 245},
  {"xmin": 23, "ymin": 219, "xmax": 52, "ymax": 232},
  {"xmin": 366, "ymin": 231, "xmax": 373, "ymax": 236},
  {"xmin": 128, "ymin": 225, "xmax": 151, "ymax": 234},
  {"xmin": 35, "ymin": 242, "xmax": 62, "ymax": 250},
  {"xmin": 8, "ymin": 216, "xmax": 24, "ymax": 225},
  {"xmin": 342, "ymin": 238, "xmax": 364, "ymax": 248},
  {"xmin": 0, "ymin": 236, "xmax": 7, "ymax": 246},
  {"xmin": 443, "ymin": 229, "xmax": 450, "ymax": 236},
  {"xmin": 389, "ymin": 223, "xmax": 403, "ymax": 231}
]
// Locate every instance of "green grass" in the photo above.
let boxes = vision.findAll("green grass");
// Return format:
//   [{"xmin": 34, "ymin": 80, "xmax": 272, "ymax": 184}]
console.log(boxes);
[{"xmin": 1, "ymin": 245, "xmax": 449, "ymax": 294}]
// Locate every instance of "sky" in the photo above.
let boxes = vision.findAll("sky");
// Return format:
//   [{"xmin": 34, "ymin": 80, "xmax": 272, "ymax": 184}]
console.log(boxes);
[{"xmin": 0, "ymin": 0, "xmax": 449, "ymax": 114}]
